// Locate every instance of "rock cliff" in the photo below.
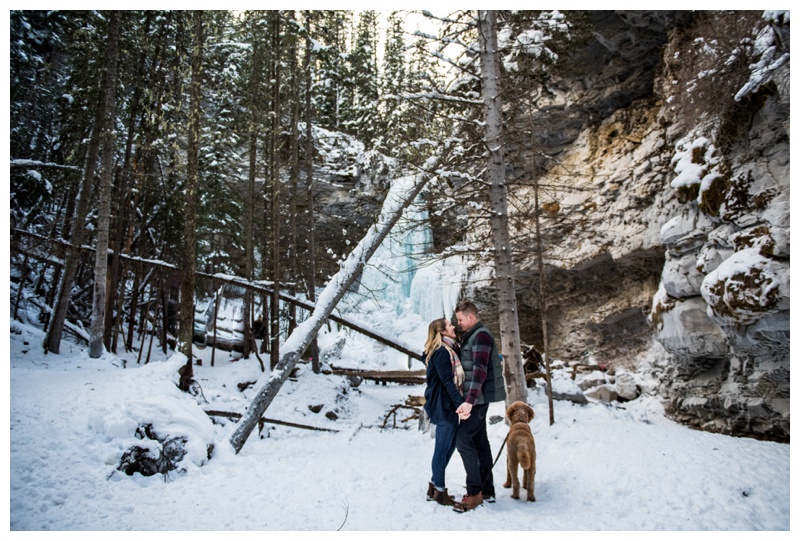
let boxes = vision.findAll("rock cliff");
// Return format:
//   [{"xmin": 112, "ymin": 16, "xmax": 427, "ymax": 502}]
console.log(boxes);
[{"xmin": 462, "ymin": 11, "xmax": 790, "ymax": 441}]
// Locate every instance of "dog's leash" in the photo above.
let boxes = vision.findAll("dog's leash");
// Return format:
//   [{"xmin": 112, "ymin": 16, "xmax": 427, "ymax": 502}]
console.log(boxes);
[
  {"xmin": 475, "ymin": 433, "xmax": 509, "ymax": 493},
  {"xmin": 491, "ymin": 433, "xmax": 509, "ymax": 469}
]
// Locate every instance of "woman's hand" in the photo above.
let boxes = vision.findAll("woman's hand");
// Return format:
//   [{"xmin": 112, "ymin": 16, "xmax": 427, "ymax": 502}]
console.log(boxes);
[{"xmin": 456, "ymin": 402, "xmax": 473, "ymax": 420}]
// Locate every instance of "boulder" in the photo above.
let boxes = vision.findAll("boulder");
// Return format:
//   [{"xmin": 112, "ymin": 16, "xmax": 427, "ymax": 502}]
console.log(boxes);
[
  {"xmin": 585, "ymin": 384, "xmax": 618, "ymax": 403},
  {"xmin": 614, "ymin": 372, "xmax": 640, "ymax": 401}
]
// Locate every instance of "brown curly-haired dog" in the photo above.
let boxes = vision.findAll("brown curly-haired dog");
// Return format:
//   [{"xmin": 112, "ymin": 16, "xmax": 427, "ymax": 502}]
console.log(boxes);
[{"xmin": 503, "ymin": 401, "xmax": 536, "ymax": 501}]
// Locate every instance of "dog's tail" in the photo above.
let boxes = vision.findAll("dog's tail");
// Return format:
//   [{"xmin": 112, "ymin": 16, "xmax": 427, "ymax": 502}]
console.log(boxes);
[{"xmin": 517, "ymin": 443, "xmax": 532, "ymax": 470}]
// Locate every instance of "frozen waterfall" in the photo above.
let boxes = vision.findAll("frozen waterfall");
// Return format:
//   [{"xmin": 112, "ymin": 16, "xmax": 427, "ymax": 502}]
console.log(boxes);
[
  {"xmin": 353, "ymin": 196, "xmax": 462, "ymax": 322},
  {"xmin": 329, "ymin": 195, "xmax": 464, "ymax": 369}
]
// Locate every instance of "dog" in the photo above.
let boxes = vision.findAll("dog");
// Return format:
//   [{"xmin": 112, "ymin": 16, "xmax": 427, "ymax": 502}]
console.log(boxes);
[{"xmin": 503, "ymin": 400, "xmax": 536, "ymax": 501}]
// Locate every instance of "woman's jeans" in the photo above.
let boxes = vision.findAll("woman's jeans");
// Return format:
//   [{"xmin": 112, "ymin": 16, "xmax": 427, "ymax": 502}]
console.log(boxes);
[{"xmin": 431, "ymin": 418, "xmax": 459, "ymax": 489}]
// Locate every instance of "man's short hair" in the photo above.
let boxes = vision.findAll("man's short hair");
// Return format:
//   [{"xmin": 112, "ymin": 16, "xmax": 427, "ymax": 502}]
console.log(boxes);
[{"xmin": 455, "ymin": 301, "xmax": 479, "ymax": 317}]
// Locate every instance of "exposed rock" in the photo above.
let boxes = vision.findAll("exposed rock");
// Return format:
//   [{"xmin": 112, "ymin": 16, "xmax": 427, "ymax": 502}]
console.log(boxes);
[
  {"xmin": 320, "ymin": 334, "xmax": 347, "ymax": 367},
  {"xmin": 549, "ymin": 376, "xmax": 589, "ymax": 405},
  {"xmin": 552, "ymin": 389, "xmax": 589, "ymax": 405},
  {"xmin": 576, "ymin": 370, "xmax": 608, "ymax": 392},
  {"xmin": 585, "ymin": 385, "xmax": 619, "ymax": 403},
  {"xmin": 652, "ymin": 295, "xmax": 729, "ymax": 367},
  {"xmin": 614, "ymin": 372, "xmax": 640, "ymax": 401},
  {"xmin": 460, "ymin": 11, "xmax": 789, "ymax": 441}
]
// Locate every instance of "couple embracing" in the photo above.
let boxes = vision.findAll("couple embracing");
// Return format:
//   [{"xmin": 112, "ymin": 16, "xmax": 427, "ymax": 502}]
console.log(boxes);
[{"xmin": 422, "ymin": 301, "xmax": 506, "ymax": 513}]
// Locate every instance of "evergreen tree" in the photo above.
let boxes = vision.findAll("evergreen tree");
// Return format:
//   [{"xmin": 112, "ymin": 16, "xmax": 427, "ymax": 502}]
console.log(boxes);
[
  {"xmin": 344, "ymin": 10, "xmax": 380, "ymax": 147},
  {"xmin": 197, "ymin": 11, "xmax": 245, "ymax": 279},
  {"xmin": 378, "ymin": 11, "xmax": 407, "ymax": 153},
  {"xmin": 314, "ymin": 11, "xmax": 351, "ymax": 131}
]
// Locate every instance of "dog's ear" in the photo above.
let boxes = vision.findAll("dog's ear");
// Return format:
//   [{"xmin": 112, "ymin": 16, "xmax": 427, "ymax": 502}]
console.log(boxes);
[{"xmin": 526, "ymin": 404, "xmax": 535, "ymax": 422}]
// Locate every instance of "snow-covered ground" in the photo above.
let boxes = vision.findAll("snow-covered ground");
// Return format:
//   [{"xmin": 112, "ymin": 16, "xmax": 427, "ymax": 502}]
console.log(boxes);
[{"xmin": 8, "ymin": 318, "xmax": 791, "ymax": 533}]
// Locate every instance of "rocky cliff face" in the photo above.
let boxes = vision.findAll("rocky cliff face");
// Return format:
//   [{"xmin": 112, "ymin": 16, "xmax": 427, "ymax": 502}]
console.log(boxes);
[{"xmin": 462, "ymin": 11, "xmax": 790, "ymax": 441}]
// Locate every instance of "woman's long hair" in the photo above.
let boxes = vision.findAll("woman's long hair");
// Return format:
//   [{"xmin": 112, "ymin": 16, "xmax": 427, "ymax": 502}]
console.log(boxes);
[{"xmin": 423, "ymin": 318, "xmax": 448, "ymax": 364}]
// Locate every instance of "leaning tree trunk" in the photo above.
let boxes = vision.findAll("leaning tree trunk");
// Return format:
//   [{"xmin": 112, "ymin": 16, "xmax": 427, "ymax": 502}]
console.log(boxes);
[
  {"xmin": 477, "ymin": 10, "xmax": 527, "ymax": 407},
  {"xmin": 229, "ymin": 172, "xmax": 434, "ymax": 454},
  {"xmin": 178, "ymin": 10, "xmax": 203, "ymax": 390},
  {"xmin": 89, "ymin": 11, "xmax": 120, "ymax": 359}
]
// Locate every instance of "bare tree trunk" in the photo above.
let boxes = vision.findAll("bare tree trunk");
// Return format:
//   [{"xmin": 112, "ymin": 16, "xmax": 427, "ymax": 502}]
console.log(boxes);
[
  {"xmin": 89, "ymin": 11, "xmax": 120, "ymax": 359},
  {"xmin": 210, "ymin": 284, "xmax": 220, "ymax": 367},
  {"xmin": 303, "ymin": 10, "xmax": 320, "ymax": 373},
  {"xmin": 269, "ymin": 12, "xmax": 282, "ymax": 370},
  {"xmin": 125, "ymin": 263, "xmax": 142, "ymax": 352},
  {"xmin": 229, "ymin": 172, "xmax": 434, "ymax": 454},
  {"xmin": 13, "ymin": 253, "xmax": 30, "ymax": 321},
  {"xmin": 528, "ymin": 105, "xmax": 556, "ymax": 425},
  {"xmin": 287, "ymin": 12, "xmax": 299, "ymax": 337},
  {"xmin": 242, "ymin": 27, "xmax": 264, "ymax": 362},
  {"xmin": 477, "ymin": 10, "xmax": 527, "ymax": 406},
  {"xmin": 243, "ymin": 129, "xmax": 258, "ymax": 360},
  {"xmin": 178, "ymin": 10, "xmax": 203, "ymax": 390},
  {"xmin": 44, "ymin": 103, "xmax": 104, "ymax": 353}
]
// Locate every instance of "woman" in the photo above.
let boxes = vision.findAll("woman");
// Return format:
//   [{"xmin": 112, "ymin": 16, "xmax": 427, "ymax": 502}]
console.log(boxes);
[{"xmin": 422, "ymin": 317, "xmax": 465, "ymax": 506}]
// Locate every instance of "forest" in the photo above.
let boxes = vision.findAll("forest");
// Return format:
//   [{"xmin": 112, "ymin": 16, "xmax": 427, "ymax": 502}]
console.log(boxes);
[
  {"xmin": 10, "ymin": 10, "xmax": 568, "ymax": 395},
  {"xmin": 9, "ymin": 10, "xmax": 791, "ymax": 445}
]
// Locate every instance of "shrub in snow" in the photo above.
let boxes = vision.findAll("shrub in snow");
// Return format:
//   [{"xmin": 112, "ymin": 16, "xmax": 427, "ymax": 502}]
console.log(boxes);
[{"xmin": 117, "ymin": 423, "xmax": 198, "ymax": 478}]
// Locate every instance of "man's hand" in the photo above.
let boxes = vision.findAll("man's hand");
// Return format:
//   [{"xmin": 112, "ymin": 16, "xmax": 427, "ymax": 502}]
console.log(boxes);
[{"xmin": 456, "ymin": 402, "xmax": 473, "ymax": 420}]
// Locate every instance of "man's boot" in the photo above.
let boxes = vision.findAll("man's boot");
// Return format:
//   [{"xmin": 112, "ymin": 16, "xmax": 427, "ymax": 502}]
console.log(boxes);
[{"xmin": 453, "ymin": 491, "xmax": 483, "ymax": 513}]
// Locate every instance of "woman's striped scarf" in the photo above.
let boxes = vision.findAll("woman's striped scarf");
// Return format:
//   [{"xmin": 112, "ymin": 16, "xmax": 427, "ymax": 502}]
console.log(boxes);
[{"xmin": 442, "ymin": 336, "xmax": 465, "ymax": 395}]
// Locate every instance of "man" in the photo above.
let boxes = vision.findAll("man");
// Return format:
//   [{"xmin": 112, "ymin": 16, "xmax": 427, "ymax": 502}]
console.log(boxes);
[{"xmin": 452, "ymin": 301, "xmax": 506, "ymax": 513}]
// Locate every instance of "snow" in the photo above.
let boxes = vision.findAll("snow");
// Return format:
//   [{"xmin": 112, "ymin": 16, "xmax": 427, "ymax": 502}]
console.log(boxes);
[
  {"xmin": 669, "ymin": 134, "xmax": 720, "ymax": 191},
  {"xmin": 733, "ymin": 13, "xmax": 789, "ymax": 102},
  {"xmin": 8, "ymin": 314, "xmax": 792, "ymax": 533}
]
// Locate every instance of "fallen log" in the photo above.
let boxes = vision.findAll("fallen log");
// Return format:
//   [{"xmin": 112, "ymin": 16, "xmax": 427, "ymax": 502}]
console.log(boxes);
[
  {"xmin": 570, "ymin": 364, "xmax": 607, "ymax": 380},
  {"xmin": 526, "ymin": 371, "xmax": 548, "ymax": 382},
  {"xmin": 328, "ymin": 367, "xmax": 426, "ymax": 385},
  {"xmin": 205, "ymin": 410, "xmax": 339, "ymax": 433}
]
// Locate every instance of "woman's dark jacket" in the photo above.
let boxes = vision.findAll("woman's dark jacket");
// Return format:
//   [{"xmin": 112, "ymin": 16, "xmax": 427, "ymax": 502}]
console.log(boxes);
[{"xmin": 423, "ymin": 345, "xmax": 465, "ymax": 425}]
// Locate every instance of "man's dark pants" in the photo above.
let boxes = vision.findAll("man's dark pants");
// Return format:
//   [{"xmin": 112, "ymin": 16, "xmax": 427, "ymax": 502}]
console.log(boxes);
[{"xmin": 456, "ymin": 403, "xmax": 494, "ymax": 497}]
